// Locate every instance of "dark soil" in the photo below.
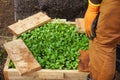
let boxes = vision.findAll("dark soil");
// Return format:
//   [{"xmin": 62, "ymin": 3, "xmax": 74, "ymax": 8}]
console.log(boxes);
[
  {"xmin": 39, "ymin": 0, "xmax": 88, "ymax": 20},
  {"xmin": 14, "ymin": 0, "xmax": 88, "ymax": 21},
  {"xmin": 14, "ymin": 0, "xmax": 40, "ymax": 21},
  {"xmin": 0, "ymin": 0, "xmax": 14, "ymax": 36}
]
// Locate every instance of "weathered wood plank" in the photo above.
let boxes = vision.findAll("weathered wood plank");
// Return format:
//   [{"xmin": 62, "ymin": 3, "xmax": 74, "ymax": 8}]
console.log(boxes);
[
  {"xmin": 75, "ymin": 18, "xmax": 85, "ymax": 33},
  {"xmin": 3, "ymin": 35, "xmax": 17, "ymax": 80},
  {"xmin": 8, "ymin": 69, "xmax": 64, "ymax": 80},
  {"xmin": 37, "ymin": 70, "xmax": 64, "ymax": 79},
  {"xmin": 4, "ymin": 39, "xmax": 41, "ymax": 76},
  {"xmin": 7, "ymin": 69, "xmax": 88, "ymax": 80},
  {"xmin": 64, "ymin": 70, "xmax": 88, "ymax": 80},
  {"xmin": 8, "ymin": 12, "xmax": 51, "ymax": 35},
  {"xmin": 4, "ymin": 56, "xmax": 10, "ymax": 80}
]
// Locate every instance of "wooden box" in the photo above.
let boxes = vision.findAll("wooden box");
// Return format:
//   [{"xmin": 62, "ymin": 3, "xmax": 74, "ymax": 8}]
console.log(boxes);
[
  {"xmin": 4, "ymin": 11, "xmax": 87, "ymax": 80},
  {"xmin": 4, "ymin": 57, "xmax": 89, "ymax": 80}
]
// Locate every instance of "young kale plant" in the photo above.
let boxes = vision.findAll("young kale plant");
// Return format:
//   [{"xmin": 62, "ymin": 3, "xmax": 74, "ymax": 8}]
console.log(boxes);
[{"xmin": 10, "ymin": 19, "xmax": 89, "ymax": 69}]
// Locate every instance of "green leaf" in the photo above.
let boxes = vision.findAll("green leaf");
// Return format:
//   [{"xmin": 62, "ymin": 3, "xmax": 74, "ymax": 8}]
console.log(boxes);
[{"xmin": 14, "ymin": 19, "xmax": 89, "ymax": 70}]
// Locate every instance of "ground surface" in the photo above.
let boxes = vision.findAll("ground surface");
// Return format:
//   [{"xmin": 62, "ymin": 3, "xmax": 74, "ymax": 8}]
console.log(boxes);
[
  {"xmin": 0, "ymin": 0, "xmax": 13, "ymax": 80},
  {"xmin": 0, "ymin": 0, "xmax": 14, "ymax": 36},
  {"xmin": 39, "ymin": 0, "xmax": 88, "ymax": 20}
]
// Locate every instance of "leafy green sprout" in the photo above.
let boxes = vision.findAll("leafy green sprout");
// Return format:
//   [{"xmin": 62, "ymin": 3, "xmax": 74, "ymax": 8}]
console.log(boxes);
[{"xmin": 9, "ymin": 19, "xmax": 89, "ymax": 69}]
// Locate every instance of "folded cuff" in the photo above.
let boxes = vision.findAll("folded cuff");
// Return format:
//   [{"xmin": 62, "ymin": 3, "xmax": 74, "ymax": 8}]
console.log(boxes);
[{"xmin": 89, "ymin": 0, "xmax": 101, "ymax": 6}]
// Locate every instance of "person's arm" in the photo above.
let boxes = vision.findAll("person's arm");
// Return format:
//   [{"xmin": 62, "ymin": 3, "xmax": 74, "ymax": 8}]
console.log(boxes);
[{"xmin": 84, "ymin": 0, "xmax": 102, "ymax": 38}]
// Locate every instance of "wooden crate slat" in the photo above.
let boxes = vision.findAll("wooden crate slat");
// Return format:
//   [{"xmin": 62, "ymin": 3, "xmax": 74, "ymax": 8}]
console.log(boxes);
[
  {"xmin": 64, "ymin": 70, "xmax": 88, "ymax": 80},
  {"xmin": 9, "ymin": 76, "xmax": 36, "ymax": 80},
  {"xmin": 75, "ymin": 18, "xmax": 85, "ymax": 33},
  {"xmin": 37, "ymin": 70, "xmax": 64, "ymax": 79},
  {"xmin": 8, "ymin": 69, "xmax": 64, "ymax": 80},
  {"xmin": 4, "ymin": 39, "xmax": 41, "ymax": 76},
  {"xmin": 7, "ymin": 69, "xmax": 88, "ymax": 80},
  {"xmin": 4, "ymin": 56, "xmax": 10, "ymax": 80},
  {"xmin": 8, "ymin": 12, "xmax": 51, "ymax": 35}
]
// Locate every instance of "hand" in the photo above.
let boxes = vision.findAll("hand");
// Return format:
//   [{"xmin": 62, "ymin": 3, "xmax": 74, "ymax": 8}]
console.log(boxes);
[{"xmin": 84, "ymin": 1, "xmax": 100, "ymax": 37}]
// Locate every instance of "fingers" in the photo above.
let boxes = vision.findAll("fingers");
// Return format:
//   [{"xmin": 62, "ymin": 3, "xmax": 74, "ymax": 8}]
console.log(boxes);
[{"xmin": 86, "ymin": 30, "xmax": 92, "ymax": 38}]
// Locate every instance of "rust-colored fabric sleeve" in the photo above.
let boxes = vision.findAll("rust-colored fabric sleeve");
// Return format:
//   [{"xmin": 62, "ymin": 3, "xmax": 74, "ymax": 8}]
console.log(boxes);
[{"xmin": 89, "ymin": 0, "xmax": 120, "ymax": 80}]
